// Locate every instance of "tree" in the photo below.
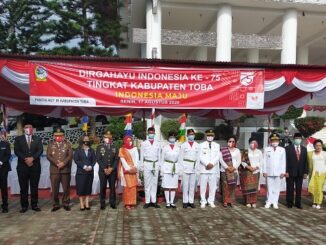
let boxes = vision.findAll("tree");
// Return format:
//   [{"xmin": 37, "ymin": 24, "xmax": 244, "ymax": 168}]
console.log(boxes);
[
  {"xmin": 160, "ymin": 120, "xmax": 179, "ymax": 139},
  {"xmin": 294, "ymin": 117, "xmax": 325, "ymax": 138},
  {"xmin": 280, "ymin": 106, "xmax": 303, "ymax": 120},
  {"xmin": 0, "ymin": 0, "xmax": 51, "ymax": 54},
  {"xmin": 43, "ymin": 0, "xmax": 124, "ymax": 56}
]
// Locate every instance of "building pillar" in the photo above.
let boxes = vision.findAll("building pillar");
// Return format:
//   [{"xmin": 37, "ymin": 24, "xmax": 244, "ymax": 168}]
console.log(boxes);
[
  {"xmin": 247, "ymin": 49, "xmax": 259, "ymax": 63},
  {"xmin": 146, "ymin": 0, "xmax": 161, "ymax": 59},
  {"xmin": 216, "ymin": 4, "xmax": 232, "ymax": 62},
  {"xmin": 297, "ymin": 46, "xmax": 309, "ymax": 64},
  {"xmin": 195, "ymin": 47, "xmax": 208, "ymax": 61},
  {"xmin": 281, "ymin": 9, "xmax": 298, "ymax": 64}
]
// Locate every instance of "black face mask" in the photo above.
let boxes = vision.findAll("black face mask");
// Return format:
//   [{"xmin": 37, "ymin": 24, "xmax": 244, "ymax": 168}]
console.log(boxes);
[{"xmin": 83, "ymin": 141, "xmax": 90, "ymax": 146}]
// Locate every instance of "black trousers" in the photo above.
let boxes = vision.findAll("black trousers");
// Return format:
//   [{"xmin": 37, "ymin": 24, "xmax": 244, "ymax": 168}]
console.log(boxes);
[
  {"xmin": 17, "ymin": 170, "xmax": 40, "ymax": 208},
  {"xmin": 0, "ymin": 169, "xmax": 9, "ymax": 208},
  {"xmin": 286, "ymin": 176, "xmax": 303, "ymax": 206},
  {"xmin": 99, "ymin": 170, "xmax": 117, "ymax": 206}
]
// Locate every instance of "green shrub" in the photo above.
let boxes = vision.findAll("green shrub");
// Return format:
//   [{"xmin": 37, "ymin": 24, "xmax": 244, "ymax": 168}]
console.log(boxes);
[
  {"xmin": 160, "ymin": 120, "xmax": 179, "ymax": 139},
  {"xmin": 214, "ymin": 124, "xmax": 233, "ymax": 140},
  {"xmin": 195, "ymin": 132, "xmax": 205, "ymax": 140},
  {"xmin": 133, "ymin": 120, "xmax": 146, "ymax": 140},
  {"xmin": 294, "ymin": 117, "xmax": 325, "ymax": 138}
]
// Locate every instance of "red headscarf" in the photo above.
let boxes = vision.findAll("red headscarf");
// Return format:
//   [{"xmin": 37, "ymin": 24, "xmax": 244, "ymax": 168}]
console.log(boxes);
[{"xmin": 123, "ymin": 136, "xmax": 133, "ymax": 149}]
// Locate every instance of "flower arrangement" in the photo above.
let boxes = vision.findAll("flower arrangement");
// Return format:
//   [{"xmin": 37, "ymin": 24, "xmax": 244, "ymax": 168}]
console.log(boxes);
[{"xmin": 294, "ymin": 117, "xmax": 325, "ymax": 138}]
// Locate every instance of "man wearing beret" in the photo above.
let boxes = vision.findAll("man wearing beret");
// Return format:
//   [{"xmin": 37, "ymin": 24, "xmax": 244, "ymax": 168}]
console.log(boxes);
[
  {"xmin": 199, "ymin": 129, "xmax": 221, "ymax": 208},
  {"xmin": 285, "ymin": 132, "xmax": 308, "ymax": 209},
  {"xmin": 263, "ymin": 133, "xmax": 286, "ymax": 209},
  {"xmin": 140, "ymin": 127, "xmax": 161, "ymax": 208},
  {"xmin": 47, "ymin": 128, "xmax": 73, "ymax": 211},
  {"xmin": 96, "ymin": 131, "xmax": 118, "ymax": 210}
]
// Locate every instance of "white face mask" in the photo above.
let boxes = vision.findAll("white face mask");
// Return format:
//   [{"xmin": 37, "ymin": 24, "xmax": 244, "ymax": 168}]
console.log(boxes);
[
  {"xmin": 271, "ymin": 142, "xmax": 279, "ymax": 147},
  {"xmin": 169, "ymin": 138, "xmax": 176, "ymax": 144},
  {"xmin": 207, "ymin": 136, "xmax": 214, "ymax": 142},
  {"xmin": 148, "ymin": 134, "xmax": 155, "ymax": 140}
]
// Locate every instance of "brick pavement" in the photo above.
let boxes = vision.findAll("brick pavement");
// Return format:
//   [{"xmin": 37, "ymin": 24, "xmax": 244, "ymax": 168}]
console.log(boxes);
[{"xmin": 0, "ymin": 195, "xmax": 325, "ymax": 245}]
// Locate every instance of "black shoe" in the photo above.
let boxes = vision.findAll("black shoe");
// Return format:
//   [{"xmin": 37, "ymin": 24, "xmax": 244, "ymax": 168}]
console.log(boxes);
[
  {"xmin": 183, "ymin": 203, "xmax": 188, "ymax": 208},
  {"xmin": 63, "ymin": 206, "xmax": 71, "ymax": 211},
  {"xmin": 153, "ymin": 203, "xmax": 160, "ymax": 208},
  {"xmin": 2, "ymin": 208, "xmax": 8, "ymax": 213},
  {"xmin": 32, "ymin": 206, "xmax": 41, "ymax": 212},
  {"xmin": 20, "ymin": 207, "xmax": 28, "ymax": 213},
  {"xmin": 143, "ymin": 203, "xmax": 150, "ymax": 209},
  {"xmin": 189, "ymin": 203, "xmax": 195, "ymax": 208},
  {"xmin": 166, "ymin": 204, "xmax": 171, "ymax": 209},
  {"xmin": 51, "ymin": 206, "xmax": 61, "ymax": 212},
  {"xmin": 100, "ymin": 205, "xmax": 106, "ymax": 210},
  {"xmin": 295, "ymin": 204, "xmax": 303, "ymax": 209},
  {"xmin": 110, "ymin": 204, "xmax": 117, "ymax": 209},
  {"xmin": 170, "ymin": 204, "xmax": 176, "ymax": 209},
  {"xmin": 80, "ymin": 207, "xmax": 85, "ymax": 211},
  {"xmin": 85, "ymin": 207, "xmax": 91, "ymax": 210},
  {"xmin": 286, "ymin": 204, "xmax": 293, "ymax": 208}
]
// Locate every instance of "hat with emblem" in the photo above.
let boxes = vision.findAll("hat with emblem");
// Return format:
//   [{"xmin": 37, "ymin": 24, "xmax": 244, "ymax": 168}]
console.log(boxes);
[
  {"xmin": 187, "ymin": 128, "xmax": 195, "ymax": 135},
  {"xmin": 269, "ymin": 133, "xmax": 280, "ymax": 141},
  {"xmin": 205, "ymin": 129, "xmax": 215, "ymax": 136},
  {"xmin": 53, "ymin": 128, "xmax": 65, "ymax": 136},
  {"xmin": 103, "ymin": 130, "xmax": 112, "ymax": 138}
]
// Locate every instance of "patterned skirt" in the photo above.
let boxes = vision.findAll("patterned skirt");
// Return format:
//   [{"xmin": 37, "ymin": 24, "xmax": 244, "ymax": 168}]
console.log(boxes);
[{"xmin": 221, "ymin": 172, "xmax": 236, "ymax": 204}]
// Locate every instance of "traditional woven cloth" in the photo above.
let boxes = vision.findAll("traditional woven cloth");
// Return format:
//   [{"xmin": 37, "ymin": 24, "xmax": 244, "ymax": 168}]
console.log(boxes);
[
  {"xmin": 221, "ymin": 147, "xmax": 237, "ymax": 185},
  {"xmin": 239, "ymin": 150, "xmax": 259, "ymax": 195}
]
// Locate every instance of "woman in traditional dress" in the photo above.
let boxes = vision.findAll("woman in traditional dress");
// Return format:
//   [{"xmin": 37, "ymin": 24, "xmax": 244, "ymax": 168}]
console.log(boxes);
[
  {"xmin": 161, "ymin": 131, "xmax": 181, "ymax": 208},
  {"xmin": 119, "ymin": 135, "xmax": 139, "ymax": 209},
  {"xmin": 74, "ymin": 135, "xmax": 96, "ymax": 211},
  {"xmin": 220, "ymin": 135, "xmax": 241, "ymax": 208},
  {"xmin": 239, "ymin": 137, "xmax": 263, "ymax": 208},
  {"xmin": 308, "ymin": 139, "xmax": 326, "ymax": 209}
]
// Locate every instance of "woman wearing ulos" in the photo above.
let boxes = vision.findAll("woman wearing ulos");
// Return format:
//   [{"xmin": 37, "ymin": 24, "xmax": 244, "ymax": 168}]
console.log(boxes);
[
  {"xmin": 220, "ymin": 135, "xmax": 241, "ymax": 208},
  {"xmin": 161, "ymin": 131, "xmax": 181, "ymax": 209},
  {"xmin": 308, "ymin": 139, "xmax": 326, "ymax": 210},
  {"xmin": 74, "ymin": 135, "xmax": 96, "ymax": 211},
  {"xmin": 239, "ymin": 137, "xmax": 263, "ymax": 208},
  {"xmin": 119, "ymin": 135, "xmax": 139, "ymax": 210}
]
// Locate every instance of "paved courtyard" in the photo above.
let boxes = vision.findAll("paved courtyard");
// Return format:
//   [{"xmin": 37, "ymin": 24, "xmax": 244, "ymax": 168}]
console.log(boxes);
[{"xmin": 0, "ymin": 194, "xmax": 325, "ymax": 245}]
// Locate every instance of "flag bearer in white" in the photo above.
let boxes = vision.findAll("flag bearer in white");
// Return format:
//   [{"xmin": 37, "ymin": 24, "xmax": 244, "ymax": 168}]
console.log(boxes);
[
  {"xmin": 179, "ymin": 129, "xmax": 200, "ymax": 208},
  {"xmin": 199, "ymin": 129, "xmax": 221, "ymax": 208},
  {"xmin": 140, "ymin": 127, "xmax": 161, "ymax": 209},
  {"xmin": 263, "ymin": 133, "xmax": 286, "ymax": 209}
]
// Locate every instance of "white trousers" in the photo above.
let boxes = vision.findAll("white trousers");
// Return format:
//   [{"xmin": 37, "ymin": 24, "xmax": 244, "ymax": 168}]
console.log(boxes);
[
  {"xmin": 200, "ymin": 173, "xmax": 218, "ymax": 205},
  {"xmin": 266, "ymin": 176, "xmax": 281, "ymax": 205},
  {"xmin": 182, "ymin": 173, "xmax": 196, "ymax": 204},
  {"xmin": 144, "ymin": 170, "xmax": 159, "ymax": 203}
]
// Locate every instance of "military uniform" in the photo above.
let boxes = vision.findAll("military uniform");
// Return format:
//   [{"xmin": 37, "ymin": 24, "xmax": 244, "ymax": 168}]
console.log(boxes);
[
  {"xmin": 46, "ymin": 129, "xmax": 73, "ymax": 210},
  {"xmin": 96, "ymin": 142, "xmax": 118, "ymax": 208}
]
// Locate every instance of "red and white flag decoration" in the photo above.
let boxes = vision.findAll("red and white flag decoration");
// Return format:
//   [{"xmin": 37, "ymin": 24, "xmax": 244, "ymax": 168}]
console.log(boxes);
[{"xmin": 151, "ymin": 108, "xmax": 156, "ymax": 128}]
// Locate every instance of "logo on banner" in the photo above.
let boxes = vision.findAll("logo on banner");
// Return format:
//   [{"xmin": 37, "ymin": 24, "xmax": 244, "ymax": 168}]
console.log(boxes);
[
  {"xmin": 240, "ymin": 72, "xmax": 255, "ymax": 86},
  {"xmin": 35, "ymin": 66, "xmax": 48, "ymax": 82}
]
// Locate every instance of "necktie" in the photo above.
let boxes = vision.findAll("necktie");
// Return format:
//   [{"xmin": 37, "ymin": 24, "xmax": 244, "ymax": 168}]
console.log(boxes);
[
  {"xmin": 209, "ymin": 142, "xmax": 211, "ymax": 149},
  {"xmin": 296, "ymin": 146, "xmax": 300, "ymax": 160},
  {"xmin": 27, "ymin": 136, "xmax": 31, "ymax": 149}
]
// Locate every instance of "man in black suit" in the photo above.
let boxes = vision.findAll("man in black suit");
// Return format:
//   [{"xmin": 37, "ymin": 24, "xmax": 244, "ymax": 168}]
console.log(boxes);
[
  {"xmin": 285, "ymin": 132, "xmax": 308, "ymax": 209},
  {"xmin": 0, "ymin": 131, "xmax": 11, "ymax": 213},
  {"xmin": 96, "ymin": 131, "xmax": 118, "ymax": 210},
  {"xmin": 14, "ymin": 124, "xmax": 43, "ymax": 213}
]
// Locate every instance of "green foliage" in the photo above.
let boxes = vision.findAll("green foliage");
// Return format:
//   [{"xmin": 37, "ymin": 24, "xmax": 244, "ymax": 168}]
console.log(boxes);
[
  {"xmin": 294, "ymin": 117, "xmax": 325, "ymax": 138},
  {"xmin": 280, "ymin": 106, "xmax": 303, "ymax": 120},
  {"xmin": 160, "ymin": 120, "xmax": 179, "ymax": 139},
  {"xmin": 214, "ymin": 124, "xmax": 233, "ymax": 140},
  {"xmin": 133, "ymin": 120, "xmax": 146, "ymax": 140},
  {"xmin": 105, "ymin": 117, "xmax": 125, "ymax": 140},
  {"xmin": 195, "ymin": 132, "xmax": 205, "ymax": 140}
]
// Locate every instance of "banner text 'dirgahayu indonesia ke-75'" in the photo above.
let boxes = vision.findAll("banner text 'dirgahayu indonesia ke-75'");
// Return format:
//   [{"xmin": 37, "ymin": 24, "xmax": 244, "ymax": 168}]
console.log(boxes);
[{"xmin": 29, "ymin": 62, "xmax": 264, "ymax": 109}]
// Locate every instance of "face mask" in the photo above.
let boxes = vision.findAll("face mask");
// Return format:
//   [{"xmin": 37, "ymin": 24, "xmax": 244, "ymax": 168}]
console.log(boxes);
[
  {"xmin": 250, "ymin": 143, "xmax": 257, "ymax": 150},
  {"xmin": 24, "ymin": 128, "xmax": 33, "ymax": 135},
  {"xmin": 148, "ymin": 134, "xmax": 155, "ymax": 140},
  {"xmin": 188, "ymin": 135, "xmax": 195, "ymax": 141},
  {"xmin": 104, "ymin": 138, "xmax": 110, "ymax": 144},
  {"xmin": 169, "ymin": 138, "xmax": 176, "ymax": 144},
  {"xmin": 55, "ymin": 136, "xmax": 64, "ymax": 143},
  {"xmin": 271, "ymin": 142, "xmax": 279, "ymax": 147},
  {"xmin": 83, "ymin": 141, "xmax": 90, "ymax": 146},
  {"xmin": 294, "ymin": 139, "xmax": 302, "ymax": 145},
  {"xmin": 207, "ymin": 136, "xmax": 214, "ymax": 142}
]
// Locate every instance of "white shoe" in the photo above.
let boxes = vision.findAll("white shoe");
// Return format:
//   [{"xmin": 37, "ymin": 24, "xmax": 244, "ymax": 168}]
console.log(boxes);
[
  {"xmin": 252, "ymin": 204, "xmax": 257, "ymax": 208},
  {"xmin": 316, "ymin": 205, "xmax": 321, "ymax": 209},
  {"xmin": 246, "ymin": 204, "xmax": 251, "ymax": 208},
  {"xmin": 264, "ymin": 203, "xmax": 271, "ymax": 209},
  {"xmin": 209, "ymin": 203, "xmax": 216, "ymax": 208},
  {"xmin": 312, "ymin": 204, "xmax": 316, "ymax": 208},
  {"xmin": 273, "ymin": 204, "xmax": 279, "ymax": 209},
  {"xmin": 200, "ymin": 203, "xmax": 206, "ymax": 209}
]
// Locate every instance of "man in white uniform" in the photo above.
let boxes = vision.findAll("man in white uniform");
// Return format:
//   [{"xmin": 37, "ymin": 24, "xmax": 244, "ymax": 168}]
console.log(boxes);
[
  {"xmin": 263, "ymin": 133, "xmax": 286, "ymax": 209},
  {"xmin": 199, "ymin": 129, "xmax": 220, "ymax": 208},
  {"xmin": 179, "ymin": 129, "xmax": 200, "ymax": 208},
  {"xmin": 140, "ymin": 127, "xmax": 161, "ymax": 208}
]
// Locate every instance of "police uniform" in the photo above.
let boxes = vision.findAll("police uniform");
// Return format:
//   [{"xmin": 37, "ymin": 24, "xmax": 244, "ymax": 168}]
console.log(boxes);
[
  {"xmin": 96, "ymin": 131, "xmax": 118, "ymax": 209},
  {"xmin": 46, "ymin": 128, "xmax": 73, "ymax": 210},
  {"xmin": 179, "ymin": 129, "xmax": 200, "ymax": 207},
  {"xmin": 263, "ymin": 133, "xmax": 286, "ymax": 208},
  {"xmin": 140, "ymin": 127, "xmax": 161, "ymax": 206},
  {"xmin": 199, "ymin": 129, "xmax": 220, "ymax": 207}
]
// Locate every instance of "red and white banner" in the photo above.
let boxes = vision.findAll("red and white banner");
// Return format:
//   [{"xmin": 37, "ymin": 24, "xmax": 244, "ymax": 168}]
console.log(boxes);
[{"xmin": 29, "ymin": 62, "xmax": 264, "ymax": 109}]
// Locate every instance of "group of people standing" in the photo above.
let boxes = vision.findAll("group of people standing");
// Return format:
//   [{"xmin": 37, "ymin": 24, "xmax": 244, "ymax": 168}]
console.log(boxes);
[{"xmin": 0, "ymin": 123, "xmax": 325, "ymax": 213}]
